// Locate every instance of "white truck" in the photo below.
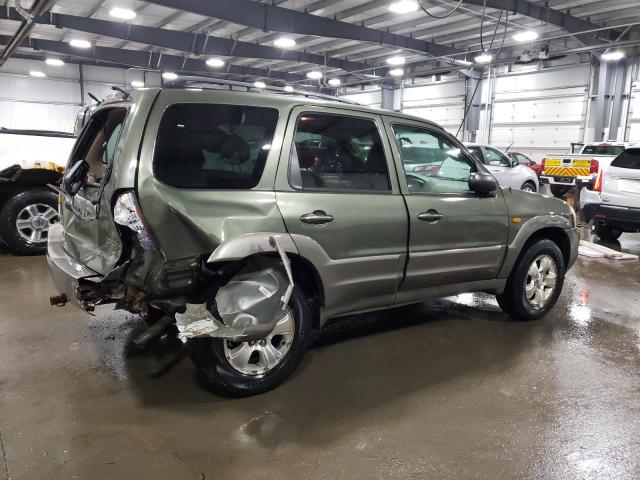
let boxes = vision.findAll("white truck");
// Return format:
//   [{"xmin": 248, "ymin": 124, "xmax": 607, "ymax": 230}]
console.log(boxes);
[
  {"xmin": 540, "ymin": 142, "xmax": 630, "ymax": 197},
  {"xmin": 580, "ymin": 144, "xmax": 640, "ymax": 240},
  {"xmin": 0, "ymin": 128, "xmax": 75, "ymax": 254}
]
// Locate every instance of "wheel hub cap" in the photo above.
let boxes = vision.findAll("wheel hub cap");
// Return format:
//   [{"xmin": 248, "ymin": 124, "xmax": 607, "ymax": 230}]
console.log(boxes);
[
  {"xmin": 525, "ymin": 254, "xmax": 558, "ymax": 308},
  {"xmin": 223, "ymin": 307, "xmax": 295, "ymax": 376},
  {"xmin": 16, "ymin": 203, "xmax": 59, "ymax": 243}
]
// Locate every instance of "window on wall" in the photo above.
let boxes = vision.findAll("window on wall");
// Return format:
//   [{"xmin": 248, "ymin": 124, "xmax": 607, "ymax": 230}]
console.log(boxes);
[
  {"xmin": 153, "ymin": 104, "xmax": 278, "ymax": 189},
  {"xmin": 392, "ymin": 124, "xmax": 476, "ymax": 194},
  {"xmin": 289, "ymin": 113, "xmax": 390, "ymax": 192}
]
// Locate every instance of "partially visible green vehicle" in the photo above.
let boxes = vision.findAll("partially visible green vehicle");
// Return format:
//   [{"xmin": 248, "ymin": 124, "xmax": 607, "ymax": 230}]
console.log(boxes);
[{"xmin": 47, "ymin": 84, "xmax": 579, "ymax": 397}]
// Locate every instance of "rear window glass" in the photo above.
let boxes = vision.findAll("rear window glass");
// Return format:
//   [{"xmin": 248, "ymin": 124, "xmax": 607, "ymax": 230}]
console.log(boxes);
[
  {"xmin": 611, "ymin": 149, "xmax": 640, "ymax": 169},
  {"xmin": 582, "ymin": 145, "xmax": 625, "ymax": 156},
  {"xmin": 153, "ymin": 104, "xmax": 278, "ymax": 189}
]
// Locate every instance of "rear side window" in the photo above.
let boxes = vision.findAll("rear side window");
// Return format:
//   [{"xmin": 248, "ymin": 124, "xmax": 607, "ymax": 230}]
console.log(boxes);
[
  {"xmin": 582, "ymin": 145, "xmax": 625, "ymax": 156},
  {"xmin": 288, "ymin": 113, "xmax": 391, "ymax": 192},
  {"xmin": 154, "ymin": 104, "xmax": 278, "ymax": 189},
  {"xmin": 611, "ymin": 149, "xmax": 640, "ymax": 169}
]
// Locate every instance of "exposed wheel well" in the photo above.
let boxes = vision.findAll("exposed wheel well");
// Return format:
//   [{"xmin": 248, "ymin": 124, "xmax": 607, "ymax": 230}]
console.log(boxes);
[
  {"xmin": 523, "ymin": 227, "xmax": 571, "ymax": 267},
  {"xmin": 288, "ymin": 254, "xmax": 324, "ymax": 331}
]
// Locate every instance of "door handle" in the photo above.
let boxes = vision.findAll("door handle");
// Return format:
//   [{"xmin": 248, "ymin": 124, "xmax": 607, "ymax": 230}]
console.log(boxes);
[
  {"xmin": 417, "ymin": 210, "xmax": 443, "ymax": 222},
  {"xmin": 300, "ymin": 210, "xmax": 334, "ymax": 225}
]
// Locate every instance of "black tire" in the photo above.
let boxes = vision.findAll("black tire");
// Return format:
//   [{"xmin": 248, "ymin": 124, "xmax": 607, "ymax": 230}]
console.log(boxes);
[
  {"xmin": 550, "ymin": 185, "xmax": 571, "ymax": 197},
  {"xmin": 594, "ymin": 224, "xmax": 622, "ymax": 241},
  {"xmin": 521, "ymin": 181, "xmax": 537, "ymax": 192},
  {"xmin": 0, "ymin": 189, "xmax": 59, "ymax": 255},
  {"xmin": 496, "ymin": 238, "xmax": 565, "ymax": 321},
  {"xmin": 187, "ymin": 285, "xmax": 313, "ymax": 397}
]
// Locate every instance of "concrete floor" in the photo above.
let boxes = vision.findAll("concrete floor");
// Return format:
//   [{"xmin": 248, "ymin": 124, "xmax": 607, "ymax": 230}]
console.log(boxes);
[{"xmin": 1, "ymin": 234, "xmax": 640, "ymax": 480}]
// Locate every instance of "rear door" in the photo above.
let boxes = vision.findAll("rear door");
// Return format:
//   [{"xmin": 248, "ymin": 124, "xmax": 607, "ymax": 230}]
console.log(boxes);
[
  {"xmin": 275, "ymin": 106, "xmax": 408, "ymax": 318},
  {"xmin": 61, "ymin": 106, "xmax": 129, "ymax": 274},
  {"xmin": 384, "ymin": 119, "xmax": 509, "ymax": 303},
  {"xmin": 602, "ymin": 148, "xmax": 640, "ymax": 208}
]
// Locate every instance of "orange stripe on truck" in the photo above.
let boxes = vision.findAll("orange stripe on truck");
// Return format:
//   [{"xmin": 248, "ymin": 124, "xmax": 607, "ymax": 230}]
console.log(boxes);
[{"xmin": 543, "ymin": 166, "xmax": 590, "ymax": 176}]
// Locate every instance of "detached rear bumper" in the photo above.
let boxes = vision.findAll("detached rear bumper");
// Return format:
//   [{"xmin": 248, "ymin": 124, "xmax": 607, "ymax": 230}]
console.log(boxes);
[{"xmin": 47, "ymin": 223, "xmax": 102, "ymax": 309}]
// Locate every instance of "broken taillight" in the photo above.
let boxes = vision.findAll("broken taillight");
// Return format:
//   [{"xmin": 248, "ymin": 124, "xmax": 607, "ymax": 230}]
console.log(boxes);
[{"xmin": 113, "ymin": 191, "xmax": 157, "ymax": 250}]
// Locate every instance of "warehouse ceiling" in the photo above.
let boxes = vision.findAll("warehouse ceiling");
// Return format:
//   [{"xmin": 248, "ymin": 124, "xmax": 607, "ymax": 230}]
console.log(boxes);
[{"xmin": 0, "ymin": 0, "xmax": 639, "ymax": 88}]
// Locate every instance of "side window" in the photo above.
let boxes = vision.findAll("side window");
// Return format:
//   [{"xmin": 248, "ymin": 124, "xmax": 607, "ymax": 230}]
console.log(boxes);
[
  {"xmin": 392, "ymin": 124, "xmax": 476, "ymax": 194},
  {"xmin": 485, "ymin": 147, "xmax": 511, "ymax": 167},
  {"xmin": 288, "ymin": 113, "xmax": 390, "ymax": 192},
  {"xmin": 70, "ymin": 107, "xmax": 127, "ymax": 182},
  {"xmin": 154, "ymin": 104, "xmax": 278, "ymax": 189}
]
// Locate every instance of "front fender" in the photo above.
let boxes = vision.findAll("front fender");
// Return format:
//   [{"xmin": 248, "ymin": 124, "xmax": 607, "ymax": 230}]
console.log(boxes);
[{"xmin": 497, "ymin": 214, "xmax": 575, "ymax": 278}]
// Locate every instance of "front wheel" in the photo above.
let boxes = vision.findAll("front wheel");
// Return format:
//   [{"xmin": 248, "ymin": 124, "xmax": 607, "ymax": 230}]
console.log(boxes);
[
  {"xmin": 187, "ymin": 285, "xmax": 312, "ymax": 397},
  {"xmin": 521, "ymin": 181, "xmax": 537, "ymax": 192},
  {"xmin": 497, "ymin": 238, "xmax": 565, "ymax": 321}
]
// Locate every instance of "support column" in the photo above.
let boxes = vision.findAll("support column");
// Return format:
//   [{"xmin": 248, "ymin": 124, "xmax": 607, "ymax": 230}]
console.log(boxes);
[
  {"xmin": 463, "ymin": 70, "xmax": 483, "ymax": 142},
  {"xmin": 609, "ymin": 60, "xmax": 627, "ymax": 141},
  {"xmin": 381, "ymin": 79, "xmax": 398, "ymax": 111}
]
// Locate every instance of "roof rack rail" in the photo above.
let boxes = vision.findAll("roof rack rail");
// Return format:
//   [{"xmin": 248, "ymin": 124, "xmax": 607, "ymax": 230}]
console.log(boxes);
[{"xmin": 164, "ymin": 75, "xmax": 358, "ymax": 105}]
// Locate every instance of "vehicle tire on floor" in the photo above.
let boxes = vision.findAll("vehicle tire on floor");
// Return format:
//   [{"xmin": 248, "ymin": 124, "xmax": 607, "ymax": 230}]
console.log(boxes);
[
  {"xmin": 521, "ymin": 181, "xmax": 537, "ymax": 192},
  {"xmin": 0, "ymin": 189, "xmax": 59, "ymax": 255},
  {"xmin": 594, "ymin": 224, "xmax": 622, "ymax": 241},
  {"xmin": 550, "ymin": 185, "xmax": 571, "ymax": 197},
  {"xmin": 496, "ymin": 238, "xmax": 565, "ymax": 321},
  {"xmin": 187, "ymin": 285, "xmax": 313, "ymax": 397}
]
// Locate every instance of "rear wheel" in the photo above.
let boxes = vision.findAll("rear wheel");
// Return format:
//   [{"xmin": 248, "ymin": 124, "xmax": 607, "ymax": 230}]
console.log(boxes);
[
  {"xmin": 0, "ymin": 189, "xmax": 59, "ymax": 255},
  {"xmin": 594, "ymin": 224, "xmax": 622, "ymax": 241},
  {"xmin": 521, "ymin": 181, "xmax": 537, "ymax": 192},
  {"xmin": 187, "ymin": 285, "xmax": 312, "ymax": 397},
  {"xmin": 550, "ymin": 185, "xmax": 571, "ymax": 197},
  {"xmin": 497, "ymin": 238, "xmax": 565, "ymax": 321}
]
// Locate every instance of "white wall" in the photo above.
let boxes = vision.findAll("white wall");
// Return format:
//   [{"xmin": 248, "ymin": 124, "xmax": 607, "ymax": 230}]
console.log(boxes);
[
  {"xmin": 401, "ymin": 79, "xmax": 465, "ymax": 135},
  {"xmin": 0, "ymin": 58, "xmax": 128, "ymax": 133},
  {"xmin": 340, "ymin": 87, "xmax": 382, "ymax": 108}
]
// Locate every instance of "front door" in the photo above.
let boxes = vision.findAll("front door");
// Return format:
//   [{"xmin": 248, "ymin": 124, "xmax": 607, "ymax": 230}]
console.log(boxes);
[
  {"xmin": 484, "ymin": 146, "xmax": 519, "ymax": 188},
  {"xmin": 275, "ymin": 107, "xmax": 408, "ymax": 318},
  {"xmin": 383, "ymin": 120, "xmax": 509, "ymax": 303}
]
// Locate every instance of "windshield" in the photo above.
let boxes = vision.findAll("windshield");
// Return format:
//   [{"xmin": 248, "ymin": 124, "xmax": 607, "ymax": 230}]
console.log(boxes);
[{"xmin": 582, "ymin": 145, "xmax": 625, "ymax": 156}]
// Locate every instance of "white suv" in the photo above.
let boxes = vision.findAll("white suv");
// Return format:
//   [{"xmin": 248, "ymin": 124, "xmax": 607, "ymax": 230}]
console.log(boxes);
[{"xmin": 580, "ymin": 144, "xmax": 640, "ymax": 240}]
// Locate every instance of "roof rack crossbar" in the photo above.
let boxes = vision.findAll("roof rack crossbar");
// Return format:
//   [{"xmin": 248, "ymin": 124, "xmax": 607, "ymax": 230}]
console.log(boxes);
[{"xmin": 164, "ymin": 75, "xmax": 358, "ymax": 105}]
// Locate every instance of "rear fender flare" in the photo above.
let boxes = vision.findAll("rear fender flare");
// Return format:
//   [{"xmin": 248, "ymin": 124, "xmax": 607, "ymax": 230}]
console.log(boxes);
[{"xmin": 207, "ymin": 232, "xmax": 300, "ymax": 263}]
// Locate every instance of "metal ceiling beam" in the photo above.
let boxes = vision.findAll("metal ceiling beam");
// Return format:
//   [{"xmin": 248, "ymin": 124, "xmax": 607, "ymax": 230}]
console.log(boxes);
[
  {"xmin": 144, "ymin": 0, "xmax": 464, "ymax": 57},
  {"xmin": 0, "ymin": 8, "xmax": 369, "ymax": 72},
  {"xmin": 0, "ymin": 35, "xmax": 305, "ymax": 82},
  {"xmin": 0, "ymin": 0, "xmax": 57, "ymax": 66},
  {"xmin": 462, "ymin": 0, "xmax": 615, "ymax": 45}
]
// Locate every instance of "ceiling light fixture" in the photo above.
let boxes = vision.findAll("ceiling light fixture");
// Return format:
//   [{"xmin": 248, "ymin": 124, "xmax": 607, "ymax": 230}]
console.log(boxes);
[
  {"xmin": 162, "ymin": 72, "xmax": 178, "ymax": 81},
  {"xmin": 254, "ymin": 81, "xmax": 267, "ymax": 89},
  {"xmin": 274, "ymin": 37, "xmax": 296, "ymax": 48},
  {"xmin": 284, "ymin": 85, "xmax": 295, "ymax": 92},
  {"xmin": 206, "ymin": 57, "xmax": 225, "ymax": 68},
  {"xmin": 130, "ymin": 80, "xmax": 144, "ymax": 88},
  {"xmin": 389, "ymin": 68, "xmax": 404, "ymax": 77},
  {"xmin": 474, "ymin": 53, "xmax": 492, "ymax": 64},
  {"xmin": 328, "ymin": 78, "xmax": 341, "ymax": 87},
  {"xmin": 45, "ymin": 58, "xmax": 64, "ymax": 66},
  {"xmin": 388, "ymin": 0, "xmax": 418, "ymax": 14},
  {"xmin": 29, "ymin": 70, "xmax": 46, "ymax": 78},
  {"xmin": 601, "ymin": 50, "xmax": 624, "ymax": 61},
  {"xmin": 109, "ymin": 7, "xmax": 136, "ymax": 20},
  {"xmin": 69, "ymin": 39, "xmax": 92, "ymax": 49},
  {"xmin": 306, "ymin": 70, "xmax": 323, "ymax": 79},
  {"xmin": 386, "ymin": 56, "xmax": 406, "ymax": 66},
  {"xmin": 513, "ymin": 30, "xmax": 538, "ymax": 42}
]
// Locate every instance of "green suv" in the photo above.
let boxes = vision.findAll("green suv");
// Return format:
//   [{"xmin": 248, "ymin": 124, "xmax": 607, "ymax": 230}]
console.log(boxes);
[{"xmin": 47, "ymin": 85, "xmax": 578, "ymax": 396}]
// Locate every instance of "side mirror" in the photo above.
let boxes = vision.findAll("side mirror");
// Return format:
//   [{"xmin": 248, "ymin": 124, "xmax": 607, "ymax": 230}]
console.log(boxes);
[
  {"xmin": 63, "ymin": 160, "xmax": 90, "ymax": 196},
  {"xmin": 468, "ymin": 172, "xmax": 497, "ymax": 196}
]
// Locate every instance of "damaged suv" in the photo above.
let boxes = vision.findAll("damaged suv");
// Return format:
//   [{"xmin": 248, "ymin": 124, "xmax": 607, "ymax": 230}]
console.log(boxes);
[{"xmin": 48, "ymin": 85, "xmax": 579, "ymax": 396}]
